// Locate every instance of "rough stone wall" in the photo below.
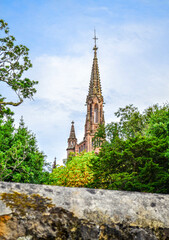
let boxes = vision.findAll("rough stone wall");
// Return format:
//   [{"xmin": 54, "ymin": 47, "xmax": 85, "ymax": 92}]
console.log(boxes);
[{"xmin": 0, "ymin": 181, "xmax": 169, "ymax": 230}]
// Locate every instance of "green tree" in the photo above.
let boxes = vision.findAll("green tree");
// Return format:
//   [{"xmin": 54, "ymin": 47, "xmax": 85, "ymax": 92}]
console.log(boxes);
[
  {"xmin": 0, "ymin": 19, "xmax": 37, "ymax": 107},
  {"xmin": 0, "ymin": 116, "xmax": 49, "ymax": 183},
  {"xmin": 93, "ymin": 105, "xmax": 146, "ymax": 145},
  {"xmin": 89, "ymin": 104, "xmax": 169, "ymax": 193},
  {"xmin": 92, "ymin": 123, "xmax": 106, "ymax": 149},
  {"xmin": 0, "ymin": 20, "xmax": 49, "ymax": 184}
]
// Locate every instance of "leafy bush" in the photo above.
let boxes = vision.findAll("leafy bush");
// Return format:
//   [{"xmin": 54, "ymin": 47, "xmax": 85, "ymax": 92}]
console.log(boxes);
[{"xmin": 50, "ymin": 152, "xmax": 98, "ymax": 187}]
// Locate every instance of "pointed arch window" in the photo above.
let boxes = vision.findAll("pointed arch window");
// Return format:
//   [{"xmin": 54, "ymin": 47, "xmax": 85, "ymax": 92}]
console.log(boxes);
[
  {"xmin": 90, "ymin": 104, "xmax": 92, "ymax": 118},
  {"xmin": 94, "ymin": 104, "xmax": 98, "ymax": 123},
  {"xmin": 100, "ymin": 106, "xmax": 102, "ymax": 122}
]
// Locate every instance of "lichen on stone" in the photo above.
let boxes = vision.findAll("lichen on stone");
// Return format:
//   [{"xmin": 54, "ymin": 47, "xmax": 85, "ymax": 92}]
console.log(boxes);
[
  {"xmin": 0, "ymin": 191, "xmax": 169, "ymax": 239},
  {"xmin": 0, "ymin": 191, "xmax": 54, "ymax": 216}
]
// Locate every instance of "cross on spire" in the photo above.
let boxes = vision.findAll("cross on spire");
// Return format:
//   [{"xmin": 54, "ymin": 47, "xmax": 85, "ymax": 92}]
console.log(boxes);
[{"xmin": 93, "ymin": 29, "xmax": 98, "ymax": 47}]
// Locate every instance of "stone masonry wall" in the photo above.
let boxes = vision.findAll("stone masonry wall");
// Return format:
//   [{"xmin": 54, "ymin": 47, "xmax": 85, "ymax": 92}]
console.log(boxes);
[{"xmin": 0, "ymin": 181, "xmax": 169, "ymax": 230}]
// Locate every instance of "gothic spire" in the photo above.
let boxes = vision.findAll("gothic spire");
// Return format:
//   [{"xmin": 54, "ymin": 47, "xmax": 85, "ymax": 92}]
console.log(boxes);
[
  {"xmin": 87, "ymin": 30, "xmax": 103, "ymax": 102},
  {"xmin": 69, "ymin": 121, "xmax": 76, "ymax": 139}
]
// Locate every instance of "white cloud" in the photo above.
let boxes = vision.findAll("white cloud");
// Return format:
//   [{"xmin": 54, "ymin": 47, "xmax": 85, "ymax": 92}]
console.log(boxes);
[
  {"xmin": 13, "ymin": 53, "xmax": 93, "ymax": 164},
  {"xmin": 12, "ymin": 20, "xmax": 169, "ymax": 165},
  {"xmin": 33, "ymin": 54, "xmax": 91, "ymax": 110}
]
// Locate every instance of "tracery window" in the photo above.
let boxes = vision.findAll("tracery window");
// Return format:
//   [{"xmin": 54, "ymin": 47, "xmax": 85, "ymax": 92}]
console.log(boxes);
[
  {"xmin": 94, "ymin": 104, "xmax": 98, "ymax": 123},
  {"xmin": 90, "ymin": 104, "xmax": 92, "ymax": 118},
  {"xmin": 100, "ymin": 106, "xmax": 102, "ymax": 121}
]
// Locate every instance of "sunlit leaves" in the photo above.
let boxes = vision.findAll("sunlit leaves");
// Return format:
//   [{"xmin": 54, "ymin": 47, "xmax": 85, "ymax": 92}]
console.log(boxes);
[{"xmin": 50, "ymin": 152, "xmax": 98, "ymax": 188}]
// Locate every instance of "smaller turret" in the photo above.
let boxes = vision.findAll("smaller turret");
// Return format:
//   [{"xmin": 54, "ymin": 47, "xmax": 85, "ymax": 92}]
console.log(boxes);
[{"xmin": 66, "ymin": 121, "xmax": 77, "ymax": 157}]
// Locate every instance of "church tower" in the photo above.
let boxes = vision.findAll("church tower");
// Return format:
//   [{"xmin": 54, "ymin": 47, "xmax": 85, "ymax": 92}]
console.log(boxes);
[
  {"xmin": 66, "ymin": 32, "xmax": 104, "ymax": 157},
  {"xmin": 84, "ymin": 32, "xmax": 104, "ymax": 152}
]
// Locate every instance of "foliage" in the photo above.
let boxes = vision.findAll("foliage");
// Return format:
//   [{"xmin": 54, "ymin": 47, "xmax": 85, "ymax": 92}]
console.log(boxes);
[
  {"xmin": 50, "ymin": 152, "xmax": 97, "ymax": 187},
  {"xmin": 0, "ymin": 20, "xmax": 49, "ymax": 184},
  {"xmin": 0, "ymin": 116, "xmax": 49, "ymax": 183},
  {"xmin": 88, "ymin": 103, "xmax": 169, "ymax": 193},
  {"xmin": 0, "ymin": 19, "xmax": 38, "ymax": 107},
  {"xmin": 92, "ymin": 123, "xmax": 106, "ymax": 149},
  {"xmin": 0, "ymin": 191, "xmax": 54, "ymax": 216}
]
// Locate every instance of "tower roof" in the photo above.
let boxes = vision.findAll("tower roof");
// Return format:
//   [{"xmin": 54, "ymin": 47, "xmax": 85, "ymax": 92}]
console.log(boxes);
[
  {"xmin": 68, "ymin": 121, "xmax": 77, "ymax": 139},
  {"xmin": 87, "ymin": 31, "xmax": 103, "ymax": 102}
]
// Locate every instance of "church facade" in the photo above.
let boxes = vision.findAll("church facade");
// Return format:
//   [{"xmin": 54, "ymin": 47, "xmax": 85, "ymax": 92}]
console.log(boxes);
[{"xmin": 66, "ymin": 35, "xmax": 105, "ymax": 157}]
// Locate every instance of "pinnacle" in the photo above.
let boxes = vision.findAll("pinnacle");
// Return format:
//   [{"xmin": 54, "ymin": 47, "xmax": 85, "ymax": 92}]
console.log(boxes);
[
  {"xmin": 68, "ymin": 121, "xmax": 76, "ymax": 139},
  {"xmin": 87, "ymin": 41, "xmax": 103, "ymax": 102}
]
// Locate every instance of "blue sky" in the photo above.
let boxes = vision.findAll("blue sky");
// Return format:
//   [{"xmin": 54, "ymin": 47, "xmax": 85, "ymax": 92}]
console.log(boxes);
[{"xmin": 1, "ymin": 0, "xmax": 169, "ymax": 165}]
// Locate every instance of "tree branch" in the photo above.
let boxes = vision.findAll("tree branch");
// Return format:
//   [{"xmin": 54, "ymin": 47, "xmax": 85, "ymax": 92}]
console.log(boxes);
[{"xmin": 0, "ymin": 98, "xmax": 23, "ymax": 106}]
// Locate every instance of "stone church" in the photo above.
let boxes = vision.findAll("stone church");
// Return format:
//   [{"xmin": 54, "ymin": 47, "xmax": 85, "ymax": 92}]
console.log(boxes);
[{"xmin": 66, "ymin": 34, "xmax": 105, "ymax": 157}]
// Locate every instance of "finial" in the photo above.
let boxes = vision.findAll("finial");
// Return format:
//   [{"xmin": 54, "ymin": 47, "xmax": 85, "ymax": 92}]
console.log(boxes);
[
  {"xmin": 93, "ymin": 29, "xmax": 98, "ymax": 54},
  {"xmin": 93, "ymin": 29, "xmax": 98, "ymax": 47}
]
